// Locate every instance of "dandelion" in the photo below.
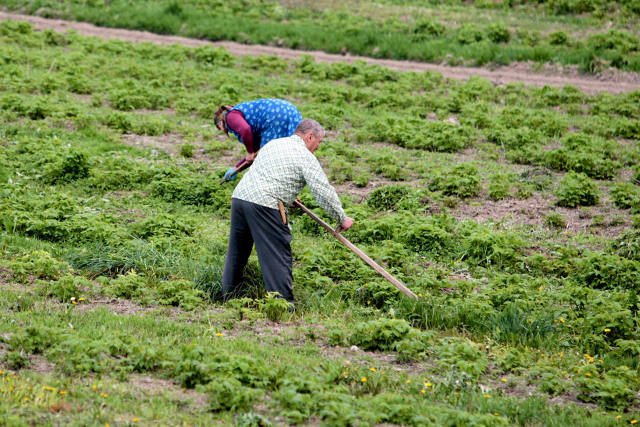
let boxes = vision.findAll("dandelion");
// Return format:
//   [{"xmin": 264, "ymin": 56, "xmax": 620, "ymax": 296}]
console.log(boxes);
[
  {"xmin": 71, "ymin": 297, "xmax": 77, "ymax": 305},
  {"xmin": 369, "ymin": 367, "xmax": 377, "ymax": 372},
  {"xmin": 631, "ymin": 420, "xmax": 638, "ymax": 425},
  {"xmin": 360, "ymin": 377, "xmax": 367, "ymax": 383},
  {"xmin": 616, "ymin": 415, "xmax": 622, "ymax": 420},
  {"xmin": 424, "ymin": 382, "xmax": 432, "ymax": 388},
  {"xmin": 604, "ymin": 328, "xmax": 611, "ymax": 333},
  {"xmin": 91, "ymin": 384, "xmax": 98, "ymax": 391},
  {"xmin": 79, "ymin": 297, "xmax": 86, "ymax": 302},
  {"xmin": 420, "ymin": 389, "xmax": 426, "ymax": 395},
  {"xmin": 483, "ymin": 393, "xmax": 491, "ymax": 398},
  {"xmin": 501, "ymin": 377, "xmax": 508, "ymax": 383},
  {"xmin": 101, "ymin": 392, "xmax": 108, "ymax": 398},
  {"xmin": 558, "ymin": 317, "xmax": 565, "ymax": 324},
  {"xmin": 59, "ymin": 390, "xmax": 67, "ymax": 395},
  {"xmin": 585, "ymin": 372, "xmax": 592, "ymax": 377},
  {"xmin": 43, "ymin": 386, "xmax": 56, "ymax": 392},
  {"xmin": 215, "ymin": 332, "xmax": 223, "ymax": 337},
  {"xmin": 132, "ymin": 418, "xmax": 140, "ymax": 423}
]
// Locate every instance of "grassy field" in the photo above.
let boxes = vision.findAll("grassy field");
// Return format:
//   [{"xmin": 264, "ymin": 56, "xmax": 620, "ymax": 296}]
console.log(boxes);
[
  {"xmin": 0, "ymin": 0, "xmax": 639, "ymax": 72},
  {"xmin": 1, "ymin": 15, "xmax": 640, "ymax": 426}
]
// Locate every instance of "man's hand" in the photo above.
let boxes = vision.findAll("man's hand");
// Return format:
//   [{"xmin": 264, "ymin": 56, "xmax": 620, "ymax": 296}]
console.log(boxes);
[
  {"xmin": 336, "ymin": 217, "xmax": 354, "ymax": 233},
  {"xmin": 223, "ymin": 167, "xmax": 238, "ymax": 182}
]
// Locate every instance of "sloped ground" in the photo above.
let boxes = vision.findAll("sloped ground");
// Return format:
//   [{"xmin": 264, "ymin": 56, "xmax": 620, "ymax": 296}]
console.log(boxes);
[{"xmin": 1, "ymin": 11, "xmax": 640, "ymax": 95}]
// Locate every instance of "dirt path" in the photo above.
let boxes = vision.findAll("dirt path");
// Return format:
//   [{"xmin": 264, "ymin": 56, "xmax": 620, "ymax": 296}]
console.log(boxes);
[{"xmin": 2, "ymin": 11, "xmax": 640, "ymax": 95}]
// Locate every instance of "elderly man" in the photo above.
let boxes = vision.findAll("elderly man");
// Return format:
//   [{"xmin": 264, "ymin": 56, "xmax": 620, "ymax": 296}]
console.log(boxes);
[{"xmin": 222, "ymin": 119, "xmax": 354, "ymax": 304}]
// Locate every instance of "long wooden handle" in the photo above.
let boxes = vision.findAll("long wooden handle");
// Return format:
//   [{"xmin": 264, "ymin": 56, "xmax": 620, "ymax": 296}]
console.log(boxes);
[{"xmin": 293, "ymin": 200, "xmax": 418, "ymax": 299}]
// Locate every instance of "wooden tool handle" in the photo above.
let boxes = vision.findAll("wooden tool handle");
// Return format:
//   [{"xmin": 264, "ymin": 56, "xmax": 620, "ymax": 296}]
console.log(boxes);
[{"xmin": 293, "ymin": 200, "xmax": 418, "ymax": 299}]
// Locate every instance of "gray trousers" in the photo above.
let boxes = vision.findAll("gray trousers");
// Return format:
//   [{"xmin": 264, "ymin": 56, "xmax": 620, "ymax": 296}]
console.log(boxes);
[{"xmin": 222, "ymin": 198, "xmax": 294, "ymax": 302}]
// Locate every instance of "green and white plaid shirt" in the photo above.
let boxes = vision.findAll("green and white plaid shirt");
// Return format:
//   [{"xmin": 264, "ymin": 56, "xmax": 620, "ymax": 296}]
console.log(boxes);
[{"xmin": 232, "ymin": 135, "xmax": 347, "ymax": 223}]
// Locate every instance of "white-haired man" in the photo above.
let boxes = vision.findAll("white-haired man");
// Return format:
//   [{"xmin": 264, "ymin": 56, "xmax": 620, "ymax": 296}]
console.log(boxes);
[{"xmin": 222, "ymin": 119, "xmax": 354, "ymax": 304}]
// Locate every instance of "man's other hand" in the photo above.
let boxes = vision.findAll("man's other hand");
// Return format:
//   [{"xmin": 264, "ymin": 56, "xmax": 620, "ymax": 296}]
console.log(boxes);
[{"xmin": 337, "ymin": 217, "xmax": 354, "ymax": 232}]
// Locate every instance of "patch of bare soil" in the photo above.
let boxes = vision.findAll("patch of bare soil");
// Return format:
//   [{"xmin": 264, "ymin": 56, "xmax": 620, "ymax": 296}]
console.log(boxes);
[
  {"xmin": 129, "ymin": 374, "xmax": 208, "ymax": 407},
  {"xmin": 1, "ymin": 12, "xmax": 639, "ymax": 94},
  {"xmin": 121, "ymin": 133, "xmax": 184, "ymax": 157},
  {"xmin": 450, "ymin": 192, "xmax": 630, "ymax": 238},
  {"xmin": 120, "ymin": 131, "xmax": 239, "ymax": 166}
]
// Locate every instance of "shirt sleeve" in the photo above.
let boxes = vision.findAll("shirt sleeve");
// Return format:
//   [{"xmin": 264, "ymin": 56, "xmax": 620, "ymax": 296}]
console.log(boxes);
[
  {"xmin": 226, "ymin": 110, "xmax": 255, "ymax": 153},
  {"xmin": 301, "ymin": 154, "xmax": 347, "ymax": 224}
]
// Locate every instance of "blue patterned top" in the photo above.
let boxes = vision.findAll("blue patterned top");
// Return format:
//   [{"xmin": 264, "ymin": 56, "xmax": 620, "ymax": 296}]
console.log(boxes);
[{"xmin": 230, "ymin": 99, "xmax": 302, "ymax": 148}]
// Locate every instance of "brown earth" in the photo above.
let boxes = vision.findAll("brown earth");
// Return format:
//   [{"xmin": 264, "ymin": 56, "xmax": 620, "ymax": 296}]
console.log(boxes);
[{"xmin": 2, "ymin": 11, "xmax": 640, "ymax": 94}]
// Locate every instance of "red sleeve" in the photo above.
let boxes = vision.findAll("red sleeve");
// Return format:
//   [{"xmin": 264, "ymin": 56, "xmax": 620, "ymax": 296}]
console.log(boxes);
[{"xmin": 226, "ymin": 110, "xmax": 255, "ymax": 153}]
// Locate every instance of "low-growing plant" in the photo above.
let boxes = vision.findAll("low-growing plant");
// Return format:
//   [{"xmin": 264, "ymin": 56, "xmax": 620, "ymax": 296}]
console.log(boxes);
[
  {"xmin": 555, "ymin": 172, "xmax": 600, "ymax": 207},
  {"xmin": 2, "ymin": 350, "xmax": 30, "ymax": 370},
  {"xmin": 612, "ymin": 229, "xmax": 640, "ymax": 261},
  {"xmin": 610, "ymin": 183, "xmax": 640, "ymax": 209},
  {"xmin": 198, "ymin": 377, "xmax": 262, "ymax": 413},
  {"xmin": 259, "ymin": 292, "xmax": 291, "ymax": 322},
  {"xmin": 8, "ymin": 250, "xmax": 71, "ymax": 283},
  {"xmin": 429, "ymin": 164, "xmax": 481, "ymax": 198},
  {"xmin": 544, "ymin": 212, "xmax": 566, "ymax": 229},
  {"xmin": 106, "ymin": 269, "xmax": 149, "ymax": 300},
  {"xmin": 156, "ymin": 279, "xmax": 205, "ymax": 311},
  {"xmin": 348, "ymin": 318, "xmax": 412, "ymax": 351},
  {"xmin": 366, "ymin": 185, "xmax": 412, "ymax": 212},
  {"xmin": 436, "ymin": 337, "xmax": 488, "ymax": 380},
  {"xmin": 395, "ymin": 329, "xmax": 436, "ymax": 362},
  {"xmin": 38, "ymin": 274, "xmax": 90, "ymax": 303},
  {"xmin": 355, "ymin": 281, "xmax": 401, "ymax": 309},
  {"xmin": 488, "ymin": 173, "xmax": 513, "ymax": 200},
  {"xmin": 576, "ymin": 365, "xmax": 639, "ymax": 411}
]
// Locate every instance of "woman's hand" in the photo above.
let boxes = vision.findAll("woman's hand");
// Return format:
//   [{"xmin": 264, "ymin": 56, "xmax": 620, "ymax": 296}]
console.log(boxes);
[{"xmin": 245, "ymin": 152, "xmax": 258, "ymax": 163}]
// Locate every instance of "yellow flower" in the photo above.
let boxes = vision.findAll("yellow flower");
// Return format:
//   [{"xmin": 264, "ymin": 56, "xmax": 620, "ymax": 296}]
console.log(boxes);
[
  {"xmin": 369, "ymin": 367, "xmax": 377, "ymax": 372},
  {"xmin": 215, "ymin": 332, "xmax": 223, "ymax": 337},
  {"xmin": 585, "ymin": 372, "xmax": 592, "ymax": 377},
  {"xmin": 59, "ymin": 390, "xmax": 67, "ymax": 395},
  {"xmin": 483, "ymin": 393, "xmax": 491, "ymax": 398},
  {"xmin": 424, "ymin": 382, "xmax": 432, "ymax": 387},
  {"xmin": 420, "ymin": 389, "xmax": 426, "ymax": 395},
  {"xmin": 604, "ymin": 328, "xmax": 611, "ymax": 333},
  {"xmin": 43, "ymin": 386, "xmax": 56, "ymax": 392},
  {"xmin": 558, "ymin": 317, "xmax": 565, "ymax": 324},
  {"xmin": 616, "ymin": 416, "xmax": 622, "ymax": 420},
  {"xmin": 91, "ymin": 384, "xmax": 98, "ymax": 391},
  {"xmin": 360, "ymin": 377, "xmax": 367, "ymax": 383},
  {"xmin": 101, "ymin": 392, "xmax": 108, "ymax": 398},
  {"xmin": 405, "ymin": 379, "xmax": 412, "ymax": 384},
  {"xmin": 132, "ymin": 418, "xmax": 140, "ymax": 423},
  {"xmin": 631, "ymin": 420, "xmax": 638, "ymax": 425},
  {"xmin": 79, "ymin": 297, "xmax": 86, "ymax": 302}
]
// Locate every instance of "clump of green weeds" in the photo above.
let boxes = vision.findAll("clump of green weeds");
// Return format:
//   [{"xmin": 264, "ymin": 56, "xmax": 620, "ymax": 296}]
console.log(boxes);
[{"xmin": 555, "ymin": 172, "xmax": 600, "ymax": 207}]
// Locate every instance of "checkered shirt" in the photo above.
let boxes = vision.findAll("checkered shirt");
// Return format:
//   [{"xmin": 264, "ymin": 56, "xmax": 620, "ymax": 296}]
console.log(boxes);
[{"xmin": 232, "ymin": 135, "xmax": 347, "ymax": 223}]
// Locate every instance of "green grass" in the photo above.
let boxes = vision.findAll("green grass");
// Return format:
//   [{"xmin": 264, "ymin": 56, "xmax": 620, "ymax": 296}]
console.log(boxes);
[
  {"xmin": 0, "ymin": 18, "xmax": 639, "ymax": 424},
  {"xmin": 1, "ymin": 0, "xmax": 639, "ymax": 71}
]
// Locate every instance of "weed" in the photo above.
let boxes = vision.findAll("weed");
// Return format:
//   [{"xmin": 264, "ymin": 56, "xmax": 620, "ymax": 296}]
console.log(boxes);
[{"xmin": 555, "ymin": 172, "xmax": 600, "ymax": 207}]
